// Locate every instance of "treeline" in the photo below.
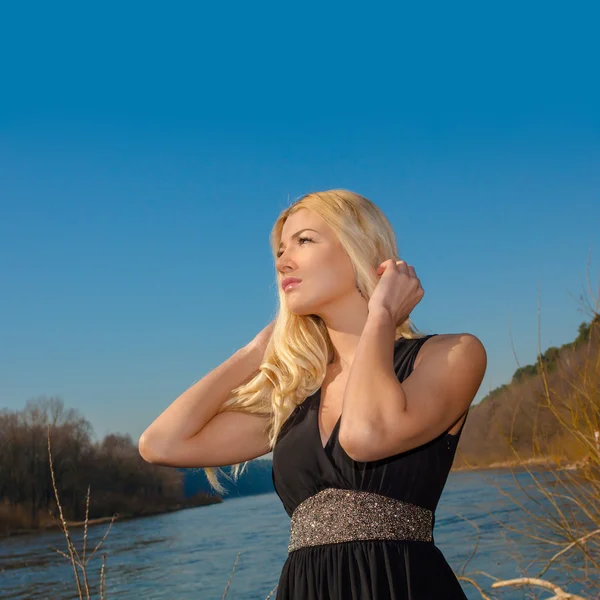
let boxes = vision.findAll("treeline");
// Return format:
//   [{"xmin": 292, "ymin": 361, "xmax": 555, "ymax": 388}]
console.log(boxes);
[
  {"xmin": 455, "ymin": 314, "xmax": 600, "ymax": 468},
  {"xmin": 0, "ymin": 397, "xmax": 219, "ymax": 537}
]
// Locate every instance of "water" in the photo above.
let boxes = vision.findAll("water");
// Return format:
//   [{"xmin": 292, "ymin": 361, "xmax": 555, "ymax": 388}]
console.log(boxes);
[{"xmin": 0, "ymin": 470, "xmax": 594, "ymax": 599}]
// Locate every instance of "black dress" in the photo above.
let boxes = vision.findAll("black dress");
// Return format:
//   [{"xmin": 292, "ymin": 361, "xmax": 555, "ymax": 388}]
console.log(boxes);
[{"xmin": 271, "ymin": 334, "xmax": 468, "ymax": 599}]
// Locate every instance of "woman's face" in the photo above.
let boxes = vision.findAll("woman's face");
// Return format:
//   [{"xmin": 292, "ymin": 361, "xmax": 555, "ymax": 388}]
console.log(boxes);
[{"xmin": 276, "ymin": 208, "xmax": 359, "ymax": 316}]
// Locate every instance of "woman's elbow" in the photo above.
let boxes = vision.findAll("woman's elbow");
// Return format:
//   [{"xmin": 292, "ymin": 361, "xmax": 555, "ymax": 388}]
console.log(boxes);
[{"xmin": 138, "ymin": 430, "xmax": 165, "ymax": 464}]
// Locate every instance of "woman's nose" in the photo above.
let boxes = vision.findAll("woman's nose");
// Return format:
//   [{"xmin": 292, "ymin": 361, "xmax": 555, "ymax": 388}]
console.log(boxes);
[{"xmin": 276, "ymin": 250, "xmax": 295, "ymax": 271}]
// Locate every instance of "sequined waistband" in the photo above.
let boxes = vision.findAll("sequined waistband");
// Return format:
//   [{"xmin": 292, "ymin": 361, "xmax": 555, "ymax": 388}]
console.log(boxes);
[{"xmin": 288, "ymin": 488, "xmax": 433, "ymax": 553}]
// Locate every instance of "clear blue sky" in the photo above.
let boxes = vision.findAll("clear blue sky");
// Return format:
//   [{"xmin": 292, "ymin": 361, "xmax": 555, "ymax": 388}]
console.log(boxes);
[{"xmin": 1, "ymin": 2, "xmax": 598, "ymax": 443}]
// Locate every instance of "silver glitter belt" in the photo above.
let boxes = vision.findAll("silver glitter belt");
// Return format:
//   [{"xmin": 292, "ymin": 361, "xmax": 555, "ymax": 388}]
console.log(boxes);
[{"xmin": 288, "ymin": 488, "xmax": 433, "ymax": 553}]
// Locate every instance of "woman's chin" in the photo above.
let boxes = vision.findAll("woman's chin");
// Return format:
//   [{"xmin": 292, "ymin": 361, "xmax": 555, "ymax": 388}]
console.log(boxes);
[{"xmin": 286, "ymin": 300, "xmax": 316, "ymax": 317}]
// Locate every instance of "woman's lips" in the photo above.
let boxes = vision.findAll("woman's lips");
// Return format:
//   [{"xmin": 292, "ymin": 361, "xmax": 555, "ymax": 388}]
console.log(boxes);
[
  {"xmin": 282, "ymin": 279, "xmax": 302, "ymax": 292},
  {"xmin": 284, "ymin": 281, "xmax": 301, "ymax": 292}
]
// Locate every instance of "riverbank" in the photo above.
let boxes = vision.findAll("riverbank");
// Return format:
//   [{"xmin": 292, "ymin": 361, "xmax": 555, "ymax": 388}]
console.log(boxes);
[
  {"xmin": 0, "ymin": 493, "xmax": 223, "ymax": 539},
  {"xmin": 452, "ymin": 455, "xmax": 593, "ymax": 473}
]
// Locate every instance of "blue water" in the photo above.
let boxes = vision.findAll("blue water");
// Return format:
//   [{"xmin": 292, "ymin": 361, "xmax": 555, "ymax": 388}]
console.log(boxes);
[{"xmin": 0, "ymin": 469, "xmax": 594, "ymax": 599}]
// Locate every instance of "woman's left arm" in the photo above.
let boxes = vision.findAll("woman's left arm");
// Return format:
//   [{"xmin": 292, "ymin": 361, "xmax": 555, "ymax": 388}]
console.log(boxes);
[{"xmin": 339, "ymin": 309, "xmax": 487, "ymax": 462}]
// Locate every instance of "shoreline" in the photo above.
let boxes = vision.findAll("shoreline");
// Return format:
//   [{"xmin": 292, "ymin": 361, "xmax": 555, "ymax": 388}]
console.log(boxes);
[
  {"xmin": 1, "ymin": 496, "xmax": 223, "ymax": 539},
  {"xmin": 451, "ymin": 456, "xmax": 590, "ymax": 473}
]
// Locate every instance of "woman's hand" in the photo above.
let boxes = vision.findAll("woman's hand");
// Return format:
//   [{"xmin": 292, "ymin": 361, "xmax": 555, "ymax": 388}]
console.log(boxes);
[{"xmin": 367, "ymin": 259, "xmax": 424, "ymax": 324}]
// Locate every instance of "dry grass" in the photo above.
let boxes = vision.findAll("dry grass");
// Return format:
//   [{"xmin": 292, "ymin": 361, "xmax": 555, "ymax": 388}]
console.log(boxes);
[{"xmin": 47, "ymin": 427, "xmax": 114, "ymax": 600}]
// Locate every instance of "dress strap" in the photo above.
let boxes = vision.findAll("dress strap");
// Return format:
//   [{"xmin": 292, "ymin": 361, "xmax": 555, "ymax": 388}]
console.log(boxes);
[
  {"xmin": 288, "ymin": 488, "xmax": 433, "ymax": 553},
  {"xmin": 394, "ymin": 334, "xmax": 438, "ymax": 382}
]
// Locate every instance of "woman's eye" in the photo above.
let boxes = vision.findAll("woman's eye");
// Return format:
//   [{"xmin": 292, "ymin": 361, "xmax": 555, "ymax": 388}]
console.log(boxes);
[{"xmin": 277, "ymin": 236, "xmax": 313, "ymax": 258}]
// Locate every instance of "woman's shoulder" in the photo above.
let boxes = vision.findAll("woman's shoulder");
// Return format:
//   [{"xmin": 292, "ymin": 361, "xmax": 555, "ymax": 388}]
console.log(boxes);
[
  {"xmin": 410, "ymin": 332, "xmax": 482, "ymax": 370},
  {"xmin": 394, "ymin": 332, "xmax": 462, "ymax": 372}
]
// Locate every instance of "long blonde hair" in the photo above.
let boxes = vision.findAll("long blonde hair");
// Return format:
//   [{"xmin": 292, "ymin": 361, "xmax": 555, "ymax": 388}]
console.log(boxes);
[{"xmin": 204, "ymin": 190, "xmax": 425, "ymax": 493}]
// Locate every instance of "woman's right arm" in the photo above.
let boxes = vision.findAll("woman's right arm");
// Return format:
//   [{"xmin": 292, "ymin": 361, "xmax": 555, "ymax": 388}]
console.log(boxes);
[{"xmin": 138, "ymin": 323, "xmax": 274, "ymax": 468}]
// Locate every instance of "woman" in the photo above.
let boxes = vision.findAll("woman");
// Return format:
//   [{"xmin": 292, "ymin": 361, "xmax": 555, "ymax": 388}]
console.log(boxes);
[{"xmin": 139, "ymin": 190, "xmax": 487, "ymax": 599}]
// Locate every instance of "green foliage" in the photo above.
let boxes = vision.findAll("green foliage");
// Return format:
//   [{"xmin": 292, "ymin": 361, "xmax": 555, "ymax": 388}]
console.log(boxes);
[
  {"xmin": 497, "ymin": 316, "xmax": 599, "ymax": 394},
  {"xmin": 512, "ymin": 364, "xmax": 538, "ymax": 383}
]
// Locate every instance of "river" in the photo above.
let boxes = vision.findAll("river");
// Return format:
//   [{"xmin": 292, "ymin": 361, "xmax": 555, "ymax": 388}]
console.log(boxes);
[{"xmin": 0, "ymin": 469, "xmax": 594, "ymax": 599}]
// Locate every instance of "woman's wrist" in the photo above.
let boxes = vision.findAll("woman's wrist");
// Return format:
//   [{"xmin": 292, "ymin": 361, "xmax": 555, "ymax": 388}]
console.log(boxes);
[{"xmin": 366, "ymin": 306, "xmax": 395, "ymax": 329}]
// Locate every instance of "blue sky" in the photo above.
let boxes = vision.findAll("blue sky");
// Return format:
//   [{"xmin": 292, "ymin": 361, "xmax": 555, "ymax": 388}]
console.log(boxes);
[{"xmin": 1, "ymin": 2, "xmax": 598, "ymax": 443}]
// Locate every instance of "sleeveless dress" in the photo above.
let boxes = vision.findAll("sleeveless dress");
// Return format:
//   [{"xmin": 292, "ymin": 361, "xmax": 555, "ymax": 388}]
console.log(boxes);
[{"xmin": 271, "ymin": 334, "xmax": 468, "ymax": 599}]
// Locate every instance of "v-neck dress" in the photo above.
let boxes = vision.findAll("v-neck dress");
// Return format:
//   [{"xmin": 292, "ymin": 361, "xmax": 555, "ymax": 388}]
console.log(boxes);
[{"xmin": 271, "ymin": 334, "xmax": 468, "ymax": 599}]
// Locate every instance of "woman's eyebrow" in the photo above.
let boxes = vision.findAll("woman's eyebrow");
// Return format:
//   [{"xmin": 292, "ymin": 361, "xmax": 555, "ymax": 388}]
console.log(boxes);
[{"xmin": 278, "ymin": 228, "xmax": 319, "ymax": 249}]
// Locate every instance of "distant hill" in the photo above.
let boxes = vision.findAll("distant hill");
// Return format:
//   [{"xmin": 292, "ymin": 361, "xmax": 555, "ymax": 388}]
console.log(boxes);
[
  {"xmin": 181, "ymin": 458, "xmax": 274, "ymax": 499},
  {"xmin": 454, "ymin": 314, "xmax": 600, "ymax": 469}
]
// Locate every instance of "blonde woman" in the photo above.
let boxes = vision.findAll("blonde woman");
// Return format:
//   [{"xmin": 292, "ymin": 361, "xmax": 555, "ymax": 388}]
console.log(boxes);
[{"xmin": 139, "ymin": 190, "xmax": 487, "ymax": 599}]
